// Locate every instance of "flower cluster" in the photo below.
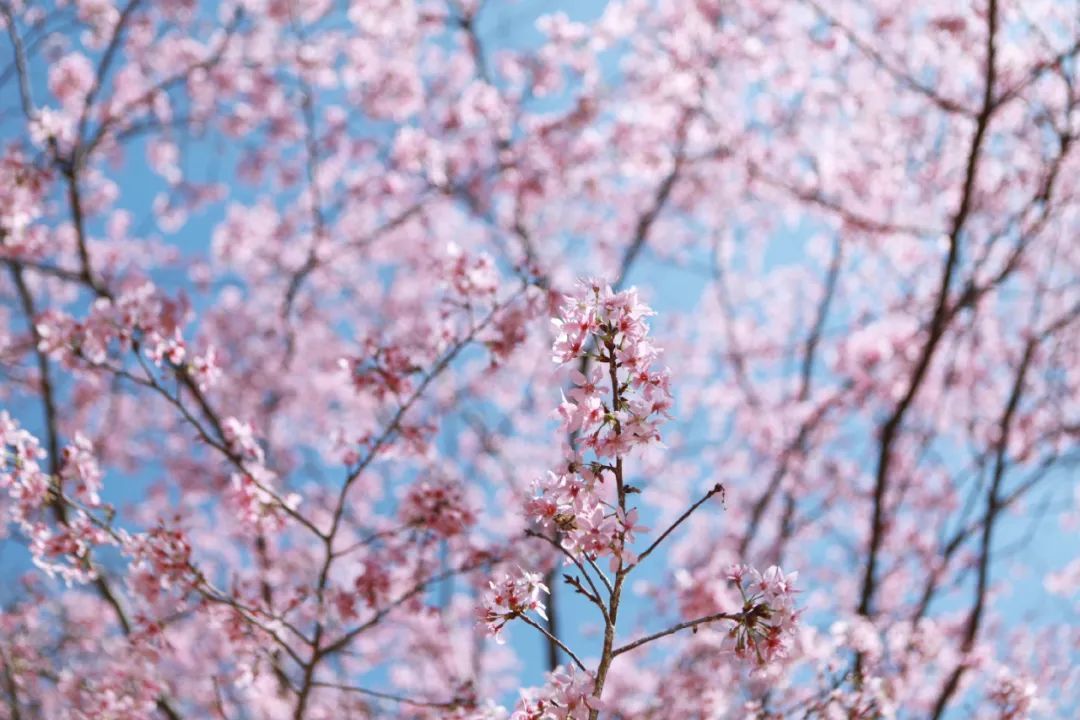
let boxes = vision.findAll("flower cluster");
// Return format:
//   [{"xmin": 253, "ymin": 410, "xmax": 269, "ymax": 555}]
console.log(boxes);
[
  {"xmin": 227, "ymin": 467, "xmax": 300, "ymax": 533},
  {"xmin": 525, "ymin": 470, "xmax": 649, "ymax": 569},
  {"xmin": 34, "ymin": 282, "xmax": 205, "ymax": 375},
  {"xmin": 1, "ymin": 412, "xmax": 54, "ymax": 526},
  {"xmin": 478, "ymin": 567, "xmax": 549, "ymax": 643},
  {"xmin": 222, "ymin": 417, "xmax": 300, "ymax": 531},
  {"xmin": 525, "ymin": 280, "xmax": 666, "ymax": 567},
  {"xmin": 353, "ymin": 558, "xmax": 393, "ymax": 609},
  {"xmin": 724, "ymin": 564, "xmax": 800, "ymax": 668},
  {"xmin": 144, "ymin": 327, "xmax": 222, "ymax": 390},
  {"xmin": 0, "ymin": 146, "xmax": 50, "ymax": 252},
  {"xmin": 836, "ymin": 315, "xmax": 920, "ymax": 393},
  {"xmin": 56, "ymin": 657, "xmax": 167, "ymax": 720},
  {"xmin": 483, "ymin": 297, "xmax": 536, "ymax": 365},
  {"xmin": 59, "ymin": 433, "xmax": 104, "ymax": 507},
  {"xmin": 2, "ymin": 418, "xmax": 122, "ymax": 585},
  {"xmin": 339, "ymin": 340, "xmax": 421, "ymax": 401},
  {"xmin": 551, "ymin": 282, "xmax": 672, "ymax": 458},
  {"xmin": 400, "ymin": 475, "xmax": 476, "ymax": 538},
  {"xmin": 512, "ymin": 665, "xmax": 602, "ymax": 720},
  {"xmin": 442, "ymin": 242, "xmax": 499, "ymax": 302},
  {"xmin": 123, "ymin": 522, "xmax": 198, "ymax": 610},
  {"xmin": 986, "ymin": 668, "xmax": 1040, "ymax": 719},
  {"xmin": 222, "ymin": 417, "xmax": 264, "ymax": 464},
  {"xmin": 2, "ymin": 416, "xmax": 108, "ymax": 583},
  {"xmin": 28, "ymin": 511, "xmax": 111, "ymax": 585},
  {"xmin": 48, "ymin": 52, "xmax": 95, "ymax": 109},
  {"xmin": 146, "ymin": 328, "xmax": 188, "ymax": 367}
]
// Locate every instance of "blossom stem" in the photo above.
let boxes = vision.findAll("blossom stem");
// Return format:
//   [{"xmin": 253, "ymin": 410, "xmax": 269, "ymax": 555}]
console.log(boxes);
[
  {"xmin": 632, "ymin": 483, "xmax": 724, "ymax": 569},
  {"xmin": 520, "ymin": 615, "xmax": 588, "ymax": 672},
  {"xmin": 310, "ymin": 681, "xmax": 461, "ymax": 709},
  {"xmin": 524, "ymin": 530, "xmax": 609, "ymax": 618},
  {"xmin": 612, "ymin": 610, "xmax": 741, "ymax": 658}
]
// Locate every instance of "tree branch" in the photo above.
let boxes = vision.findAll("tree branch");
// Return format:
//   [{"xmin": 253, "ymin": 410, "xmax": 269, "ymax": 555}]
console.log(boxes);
[{"xmin": 613, "ymin": 610, "xmax": 740, "ymax": 658}]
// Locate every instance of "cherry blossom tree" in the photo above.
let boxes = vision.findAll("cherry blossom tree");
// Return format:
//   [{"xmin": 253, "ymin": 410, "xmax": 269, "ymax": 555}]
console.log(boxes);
[{"xmin": 1, "ymin": 0, "xmax": 1078, "ymax": 718}]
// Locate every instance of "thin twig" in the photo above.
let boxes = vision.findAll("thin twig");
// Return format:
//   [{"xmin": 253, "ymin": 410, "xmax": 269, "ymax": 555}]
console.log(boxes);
[
  {"xmin": 520, "ymin": 615, "xmax": 587, "ymax": 672},
  {"xmin": 310, "ymin": 681, "xmax": 461, "ymax": 709},
  {"xmin": 632, "ymin": 483, "xmax": 724, "ymax": 569},
  {"xmin": 613, "ymin": 610, "xmax": 740, "ymax": 658}
]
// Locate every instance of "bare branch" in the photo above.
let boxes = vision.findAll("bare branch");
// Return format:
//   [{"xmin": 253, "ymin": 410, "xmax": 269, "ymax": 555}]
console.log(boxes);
[{"xmin": 613, "ymin": 610, "xmax": 741, "ymax": 658}]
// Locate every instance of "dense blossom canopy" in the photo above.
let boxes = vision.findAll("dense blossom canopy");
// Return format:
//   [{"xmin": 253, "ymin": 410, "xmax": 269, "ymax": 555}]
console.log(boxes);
[{"xmin": 0, "ymin": 0, "xmax": 1078, "ymax": 718}]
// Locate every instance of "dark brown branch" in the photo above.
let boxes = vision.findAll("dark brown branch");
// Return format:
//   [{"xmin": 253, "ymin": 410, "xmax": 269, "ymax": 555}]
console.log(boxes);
[
  {"xmin": 857, "ymin": 0, "xmax": 999, "ymax": 620},
  {"xmin": 752, "ymin": 166, "xmax": 940, "ymax": 237},
  {"xmin": 633, "ymin": 484, "xmax": 724, "ymax": 569},
  {"xmin": 0, "ymin": 645, "xmax": 23, "ymax": 720},
  {"xmin": 930, "ymin": 336, "xmax": 1035, "ymax": 719},
  {"xmin": 7, "ymin": 268, "xmax": 184, "ymax": 720},
  {"xmin": 81, "ymin": 8, "xmax": 244, "ymax": 159},
  {"xmin": 738, "ymin": 238, "xmax": 845, "ymax": 558},
  {"xmin": 617, "ymin": 149, "xmax": 685, "ymax": 288},
  {"xmin": 612, "ymin": 610, "xmax": 740, "ymax": 658},
  {"xmin": 318, "ymin": 557, "xmax": 495, "ymax": 659},
  {"xmin": 804, "ymin": 0, "xmax": 977, "ymax": 118},
  {"xmin": 0, "ymin": 3, "xmax": 34, "ymax": 119},
  {"xmin": 279, "ymin": 18, "xmax": 328, "ymax": 362},
  {"xmin": 520, "ymin": 615, "xmax": 587, "ymax": 672},
  {"xmin": 293, "ymin": 295, "xmax": 522, "ymax": 716},
  {"xmin": 73, "ymin": 0, "xmax": 143, "ymax": 162},
  {"xmin": 538, "ymin": 131, "xmax": 690, "ymax": 673},
  {"xmin": 525, "ymin": 530, "xmax": 608, "ymax": 619},
  {"xmin": 309, "ymin": 681, "xmax": 461, "ymax": 710}
]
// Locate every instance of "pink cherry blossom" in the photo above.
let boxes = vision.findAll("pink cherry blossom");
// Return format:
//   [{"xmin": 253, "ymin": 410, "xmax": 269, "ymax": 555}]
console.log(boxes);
[
  {"xmin": 513, "ymin": 665, "xmax": 602, "ymax": 720},
  {"xmin": 400, "ymin": 475, "xmax": 476, "ymax": 538},
  {"xmin": 48, "ymin": 53, "xmax": 95, "ymax": 108},
  {"xmin": 479, "ymin": 567, "xmax": 550, "ymax": 643}
]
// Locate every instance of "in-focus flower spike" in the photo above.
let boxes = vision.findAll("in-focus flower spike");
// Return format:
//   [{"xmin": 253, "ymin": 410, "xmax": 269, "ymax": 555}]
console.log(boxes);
[{"xmin": 478, "ymin": 566, "xmax": 550, "ymax": 643}]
